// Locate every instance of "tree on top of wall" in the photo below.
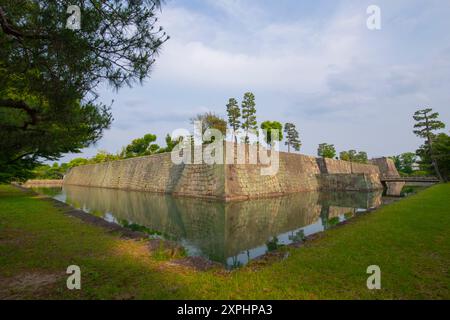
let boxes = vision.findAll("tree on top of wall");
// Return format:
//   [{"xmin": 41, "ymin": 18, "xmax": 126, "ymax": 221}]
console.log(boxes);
[
  {"xmin": 120, "ymin": 134, "xmax": 160, "ymax": 158},
  {"xmin": 191, "ymin": 112, "xmax": 227, "ymax": 136},
  {"xmin": 284, "ymin": 123, "xmax": 301, "ymax": 153},
  {"xmin": 317, "ymin": 143, "xmax": 336, "ymax": 158},
  {"xmin": 261, "ymin": 121, "xmax": 283, "ymax": 148},
  {"xmin": 340, "ymin": 150, "xmax": 368, "ymax": 163},
  {"xmin": 241, "ymin": 92, "xmax": 257, "ymax": 143},
  {"xmin": 226, "ymin": 98, "xmax": 241, "ymax": 144}
]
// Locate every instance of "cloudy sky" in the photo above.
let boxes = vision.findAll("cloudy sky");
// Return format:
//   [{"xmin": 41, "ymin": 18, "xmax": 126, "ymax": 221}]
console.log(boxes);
[{"xmin": 62, "ymin": 0, "xmax": 450, "ymax": 162}]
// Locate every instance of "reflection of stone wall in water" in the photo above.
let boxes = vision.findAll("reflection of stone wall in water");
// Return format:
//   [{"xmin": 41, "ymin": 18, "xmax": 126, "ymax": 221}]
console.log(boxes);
[
  {"xmin": 224, "ymin": 193, "xmax": 322, "ymax": 256},
  {"xmin": 318, "ymin": 190, "xmax": 382, "ymax": 225},
  {"xmin": 169, "ymin": 197, "xmax": 227, "ymax": 261},
  {"xmin": 63, "ymin": 185, "xmax": 226, "ymax": 258},
  {"xmin": 327, "ymin": 206, "xmax": 356, "ymax": 217},
  {"xmin": 318, "ymin": 173, "xmax": 382, "ymax": 191},
  {"xmin": 318, "ymin": 190, "xmax": 383, "ymax": 209},
  {"xmin": 64, "ymin": 143, "xmax": 384, "ymax": 200},
  {"xmin": 62, "ymin": 185, "xmax": 383, "ymax": 262}
]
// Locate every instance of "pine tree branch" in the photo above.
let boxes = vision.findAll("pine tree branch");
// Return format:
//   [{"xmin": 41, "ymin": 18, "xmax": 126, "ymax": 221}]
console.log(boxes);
[
  {"xmin": 0, "ymin": 99, "xmax": 39, "ymax": 129},
  {"xmin": 0, "ymin": 6, "xmax": 52, "ymax": 41}
]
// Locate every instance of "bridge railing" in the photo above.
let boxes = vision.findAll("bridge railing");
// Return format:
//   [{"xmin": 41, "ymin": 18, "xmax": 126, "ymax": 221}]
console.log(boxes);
[{"xmin": 380, "ymin": 175, "xmax": 440, "ymax": 182}]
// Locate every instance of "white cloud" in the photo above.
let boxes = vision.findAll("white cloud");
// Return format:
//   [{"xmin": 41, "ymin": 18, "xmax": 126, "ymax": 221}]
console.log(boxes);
[
  {"xmin": 154, "ymin": 4, "xmax": 370, "ymax": 97},
  {"xmin": 59, "ymin": 0, "xmax": 450, "ymax": 162}
]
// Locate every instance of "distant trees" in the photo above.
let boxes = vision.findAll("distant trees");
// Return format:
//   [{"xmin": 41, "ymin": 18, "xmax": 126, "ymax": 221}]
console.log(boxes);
[
  {"xmin": 339, "ymin": 150, "xmax": 368, "ymax": 163},
  {"xmin": 260, "ymin": 121, "xmax": 283, "ymax": 148},
  {"xmin": 357, "ymin": 152, "xmax": 369, "ymax": 163},
  {"xmin": 416, "ymin": 132, "xmax": 450, "ymax": 181},
  {"xmin": 191, "ymin": 112, "xmax": 227, "ymax": 136},
  {"xmin": 32, "ymin": 163, "xmax": 66, "ymax": 180},
  {"xmin": 120, "ymin": 134, "xmax": 160, "ymax": 158},
  {"xmin": 284, "ymin": 123, "xmax": 301, "ymax": 152},
  {"xmin": 339, "ymin": 150, "xmax": 354, "ymax": 161},
  {"xmin": 430, "ymin": 133, "xmax": 450, "ymax": 181},
  {"xmin": 413, "ymin": 108, "xmax": 446, "ymax": 181},
  {"xmin": 241, "ymin": 92, "xmax": 257, "ymax": 143},
  {"xmin": 90, "ymin": 150, "xmax": 120, "ymax": 163},
  {"xmin": 392, "ymin": 152, "xmax": 417, "ymax": 175},
  {"xmin": 317, "ymin": 144, "xmax": 368, "ymax": 163},
  {"xmin": 226, "ymin": 98, "xmax": 241, "ymax": 143},
  {"xmin": 31, "ymin": 151, "xmax": 118, "ymax": 180},
  {"xmin": 119, "ymin": 132, "xmax": 182, "ymax": 158},
  {"xmin": 317, "ymin": 143, "xmax": 336, "ymax": 159},
  {"xmin": 66, "ymin": 158, "xmax": 90, "ymax": 168},
  {"xmin": 158, "ymin": 134, "xmax": 181, "ymax": 153},
  {"xmin": 29, "ymin": 132, "xmax": 183, "ymax": 179}
]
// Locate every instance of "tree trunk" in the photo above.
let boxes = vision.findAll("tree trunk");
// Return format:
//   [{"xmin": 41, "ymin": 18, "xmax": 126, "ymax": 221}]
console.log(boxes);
[
  {"xmin": 425, "ymin": 117, "xmax": 445, "ymax": 182},
  {"xmin": 288, "ymin": 144, "xmax": 290, "ymax": 153},
  {"xmin": 233, "ymin": 135, "xmax": 237, "ymax": 163},
  {"xmin": 428, "ymin": 137, "xmax": 445, "ymax": 182}
]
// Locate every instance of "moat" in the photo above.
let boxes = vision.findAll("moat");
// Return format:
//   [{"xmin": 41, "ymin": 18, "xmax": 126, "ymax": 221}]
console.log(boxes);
[{"xmin": 33, "ymin": 185, "xmax": 389, "ymax": 268}]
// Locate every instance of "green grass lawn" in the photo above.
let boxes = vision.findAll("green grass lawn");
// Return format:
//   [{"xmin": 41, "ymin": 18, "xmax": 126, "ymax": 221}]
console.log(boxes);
[{"xmin": 0, "ymin": 184, "xmax": 449, "ymax": 299}]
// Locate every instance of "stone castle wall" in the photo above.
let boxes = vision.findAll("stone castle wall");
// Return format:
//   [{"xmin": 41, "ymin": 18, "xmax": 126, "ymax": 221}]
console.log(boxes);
[
  {"xmin": 63, "ymin": 153, "xmax": 225, "ymax": 199},
  {"xmin": 223, "ymin": 153, "xmax": 321, "ymax": 200},
  {"xmin": 318, "ymin": 173, "xmax": 382, "ymax": 191},
  {"xmin": 64, "ymin": 144, "xmax": 384, "ymax": 201},
  {"xmin": 370, "ymin": 157, "xmax": 399, "ymax": 177},
  {"xmin": 318, "ymin": 158, "xmax": 380, "ymax": 175}
]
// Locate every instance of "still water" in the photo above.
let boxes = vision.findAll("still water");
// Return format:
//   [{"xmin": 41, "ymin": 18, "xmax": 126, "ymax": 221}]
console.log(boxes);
[{"xmin": 34, "ymin": 185, "xmax": 385, "ymax": 268}]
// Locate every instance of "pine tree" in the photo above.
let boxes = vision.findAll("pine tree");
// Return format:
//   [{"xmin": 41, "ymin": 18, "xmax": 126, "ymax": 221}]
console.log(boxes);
[
  {"xmin": 226, "ymin": 98, "xmax": 241, "ymax": 144},
  {"xmin": 284, "ymin": 123, "xmax": 301, "ymax": 152},
  {"xmin": 0, "ymin": 1, "xmax": 167, "ymax": 182},
  {"xmin": 413, "ymin": 108, "xmax": 446, "ymax": 181},
  {"xmin": 241, "ymin": 92, "xmax": 257, "ymax": 143},
  {"xmin": 416, "ymin": 133, "xmax": 450, "ymax": 181}
]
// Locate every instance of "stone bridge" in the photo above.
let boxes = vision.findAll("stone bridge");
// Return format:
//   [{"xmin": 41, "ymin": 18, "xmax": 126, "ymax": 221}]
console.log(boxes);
[{"xmin": 380, "ymin": 176, "xmax": 439, "ymax": 183}]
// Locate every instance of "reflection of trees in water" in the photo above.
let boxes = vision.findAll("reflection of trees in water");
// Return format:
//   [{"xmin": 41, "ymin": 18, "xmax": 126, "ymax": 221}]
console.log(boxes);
[
  {"xmin": 320, "ymin": 206, "xmax": 330, "ymax": 230},
  {"xmin": 63, "ymin": 185, "xmax": 228, "ymax": 260},
  {"xmin": 230, "ymin": 256, "xmax": 242, "ymax": 268},
  {"xmin": 61, "ymin": 185, "xmax": 382, "ymax": 264},
  {"xmin": 266, "ymin": 236, "xmax": 280, "ymax": 252},
  {"xmin": 32, "ymin": 187, "xmax": 62, "ymax": 197},
  {"xmin": 288, "ymin": 229, "xmax": 305, "ymax": 243},
  {"xmin": 224, "ymin": 193, "xmax": 321, "ymax": 256}
]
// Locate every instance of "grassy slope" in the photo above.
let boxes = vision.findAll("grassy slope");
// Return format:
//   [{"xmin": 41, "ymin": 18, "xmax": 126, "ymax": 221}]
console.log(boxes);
[{"xmin": 0, "ymin": 184, "xmax": 448, "ymax": 299}]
